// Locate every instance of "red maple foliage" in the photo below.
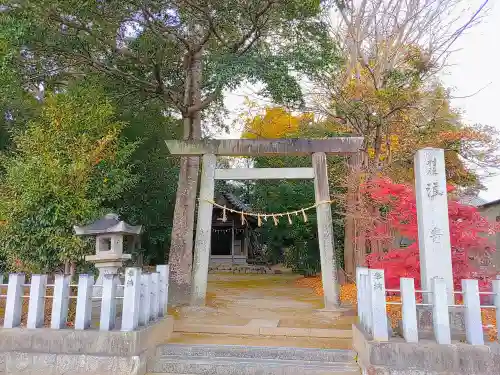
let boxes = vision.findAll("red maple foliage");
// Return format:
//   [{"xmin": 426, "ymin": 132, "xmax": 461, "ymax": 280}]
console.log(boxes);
[{"xmin": 361, "ymin": 177, "xmax": 498, "ymax": 292}]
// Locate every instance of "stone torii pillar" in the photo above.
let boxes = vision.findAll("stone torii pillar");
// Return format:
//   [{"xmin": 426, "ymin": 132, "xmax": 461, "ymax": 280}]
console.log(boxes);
[
  {"xmin": 166, "ymin": 138, "xmax": 364, "ymax": 308},
  {"xmin": 312, "ymin": 152, "xmax": 338, "ymax": 310},
  {"xmin": 191, "ymin": 153, "xmax": 216, "ymax": 306}
]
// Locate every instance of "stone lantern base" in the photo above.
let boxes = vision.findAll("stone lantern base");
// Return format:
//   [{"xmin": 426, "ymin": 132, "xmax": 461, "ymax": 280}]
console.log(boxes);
[{"xmin": 85, "ymin": 254, "xmax": 131, "ymax": 297}]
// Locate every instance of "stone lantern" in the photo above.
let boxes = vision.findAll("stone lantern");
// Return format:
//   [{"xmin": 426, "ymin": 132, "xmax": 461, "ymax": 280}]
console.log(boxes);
[{"xmin": 74, "ymin": 213, "xmax": 142, "ymax": 294}]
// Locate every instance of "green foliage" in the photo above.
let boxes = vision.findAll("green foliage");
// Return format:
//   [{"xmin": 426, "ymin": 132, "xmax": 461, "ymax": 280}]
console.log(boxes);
[
  {"xmin": 283, "ymin": 241, "xmax": 320, "ymax": 277},
  {"xmin": 250, "ymin": 154, "xmax": 345, "ymax": 274},
  {"xmin": 0, "ymin": 12, "xmax": 38, "ymax": 149},
  {"xmin": 0, "ymin": 81, "xmax": 137, "ymax": 272},
  {"xmin": 110, "ymin": 97, "xmax": 182, "ymax": 265},
  {"xmin": 0, "ymin": 0, "xmax": 345, "ymax": 273},
  {"xmin": 7, "ymin": 0, "xmax": 340, "ymax": 112}
]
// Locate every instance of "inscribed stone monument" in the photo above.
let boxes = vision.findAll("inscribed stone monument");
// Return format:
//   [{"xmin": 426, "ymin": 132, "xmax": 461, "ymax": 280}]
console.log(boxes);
[{"xmin": 414, "ymin": 148, "xmax": 454, "ymax": 303}]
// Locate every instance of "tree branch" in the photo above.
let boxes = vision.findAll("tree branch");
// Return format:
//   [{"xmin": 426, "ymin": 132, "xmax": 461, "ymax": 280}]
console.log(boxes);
[
  {"xmin": 180, "ymin": 0, "xmax": 224, "ymax": 50},
  {"xmin": 47, "ymin": 11, "xmax": 152, "ymax": 67},
  {"xmin": 140, "ymin": 6, "xmax": 191, "ymax": 50},
  {"xmin": 187, "ymin": 89, "xmax": 221, "ymax": 114},
  {"xmin": 433, "ymin": 0, "xmax": 490, "ymax": 63},
  {"xmin": 35, "ymin": 43, "xmax": 168, "ymax": 105},
  {"xmin": 230, "ymin": 0, "xmax": 275, "ymax": 54},
  {"xmin": 153, "ymin": 62, "xmax": 184, "ymax": 112}
]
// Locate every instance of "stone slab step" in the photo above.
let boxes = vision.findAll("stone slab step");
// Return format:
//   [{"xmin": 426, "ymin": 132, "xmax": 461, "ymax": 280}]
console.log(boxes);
[
  {"xmin": 158, "ymin": 344, "xmax": 356, "ymax": 363},
  {"xmin": 168, "ymin": 332, "xmax": 352, "ymax": 350},
  {"xmin": 174, "ymin": 323, "xmax": 353, "ymax": 338},
  {"xmin": 148, "ymin": 357, "xmax": 360, "ymax": 375}
]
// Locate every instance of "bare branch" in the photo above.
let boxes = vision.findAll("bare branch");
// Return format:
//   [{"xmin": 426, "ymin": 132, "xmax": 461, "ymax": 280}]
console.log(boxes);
[
  {"xmin": 333, "ymin": 0, "xmax": 489, "ymax": 82},
  {"xmin": 450, "ymin": 82, "xmax": 492, "ymax": 99},
  {"xmin": 433, "ymin": 0, "xmax": 490, "ymax": 62}
]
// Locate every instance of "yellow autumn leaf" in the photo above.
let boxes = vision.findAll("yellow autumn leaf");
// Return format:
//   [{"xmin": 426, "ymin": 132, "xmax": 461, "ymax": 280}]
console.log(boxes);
[{"xmin": 242, "ymin": 107, "xmax": 313, "ymax": 139}]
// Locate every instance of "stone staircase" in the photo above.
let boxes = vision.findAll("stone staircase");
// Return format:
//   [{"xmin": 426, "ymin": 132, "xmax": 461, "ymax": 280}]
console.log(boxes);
[{"xmin": 147, "ymin": 344, "xmax": 360, "ymax": 375}]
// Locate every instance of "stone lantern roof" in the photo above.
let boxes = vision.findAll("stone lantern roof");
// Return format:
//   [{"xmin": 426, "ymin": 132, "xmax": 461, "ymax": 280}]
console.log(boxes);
[{"xmin": 73, "ymin": 213, "xmax": 142, "ymax": 236}]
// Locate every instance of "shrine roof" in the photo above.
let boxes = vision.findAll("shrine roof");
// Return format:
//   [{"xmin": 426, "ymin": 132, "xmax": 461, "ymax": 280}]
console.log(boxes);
[
  {"xmin": 478, "ymin": 198, "xmax": 500, "ymax": 209},
  {"xmin": 222, "ymin": 192, "xmax": 251, "ymax": 212},
  {"xmin": 458, "ymin": 195, "xmax": 488, "ymax": 208}
]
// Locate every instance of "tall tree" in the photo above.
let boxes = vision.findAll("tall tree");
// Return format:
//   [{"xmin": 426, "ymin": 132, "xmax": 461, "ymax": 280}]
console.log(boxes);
[
  {"xmin": 325, "ymin": 60, "xmax": 499, "ymax": 276},
  {"xmin": 7, "ymin": 0, "xmax": 339, "ymax": 304},
  {"xmin": 313, "ymin": 0, "xmax": 495, "ymax": 277},
  {"xmin": 324, "ymin": 0, "xmax": 494, "ymax": 172}
]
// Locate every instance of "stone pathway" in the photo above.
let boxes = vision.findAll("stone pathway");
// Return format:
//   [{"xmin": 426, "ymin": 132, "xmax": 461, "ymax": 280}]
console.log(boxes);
[
  {"xmin": 152, "ymin": 273, "xmax": 359, "ymax": 374},
  {"xmin": 169, "ymin": 273, "xmax": 355, "ymax": 346}
]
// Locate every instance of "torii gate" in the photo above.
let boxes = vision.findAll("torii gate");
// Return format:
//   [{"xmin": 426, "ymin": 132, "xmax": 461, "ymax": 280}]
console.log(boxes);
[{"xmin": 166, "ymin": 138, "xmax": 364, "ymax": 309}]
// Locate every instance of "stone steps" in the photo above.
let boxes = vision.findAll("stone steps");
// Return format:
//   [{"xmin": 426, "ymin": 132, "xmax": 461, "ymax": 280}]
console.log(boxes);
[
  {"xmin": 148, "ymin": 357, "xmax": 360, "ymax": 375},
  {"xmin": 157, "ymin": 343, "xmax": 357, "ymax": 362},
  {"xmin": 168, "ymin": 332, "xmax": 353, "ymax": 350},
  {"xmin": 174, "ymin": 322, "xmax": 353, "ymax": 338},
  {"xmin": 147, "ymin": 344, "xmax": 360, "ymax": 375}
]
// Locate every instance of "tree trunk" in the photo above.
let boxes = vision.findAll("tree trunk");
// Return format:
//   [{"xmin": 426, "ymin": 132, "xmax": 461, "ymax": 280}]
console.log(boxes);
[
  {"xmin": 64, "ymin": 260, "xmax": 70, "ymax": 275},
  {"xmin": 345, "ymin": 151, "xmax": 370, "ymax": 278},
  {"xmin": 168, "ymin": 50, "xmax": 203, "ymax": 306},
  {"xmin": 344, "ymin": 215, "xmax": 355, "ymax": 277},
  {"xmin": 371, "ymin": 122, "xmax": 383, "ymax": 175},
  {"xmin": 367, "ymin": 127, "xmax": 384, "ymax": 256},
  {"xmin": 354, "ymin": 161, "xmax": 367, "ymax": 270},
  {"xmin": 343, "ymin": 153, "xmax": 361, "ymax": 278},
  {"xmin": 168, "ymin": 155, "xmax": 200, "ymax": 305},
  {"xmin": 70, "ymin": 261, "xmax": 76, "ymax": 279}
]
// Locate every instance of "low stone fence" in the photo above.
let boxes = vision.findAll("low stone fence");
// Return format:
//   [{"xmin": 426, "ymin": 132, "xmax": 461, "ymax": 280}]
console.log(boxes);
[
  {"xmin": 356, "ymin": 267, "xmax": 499, "ymax": 344},
  {"xmin": 0, "ymin": 316, "xmax": 173, "ymax": 375},
  {"xmin": 355, "ymin": 266, "xmax": 500, "ymax": 374},
  {"xmin": 353, "ymin": 323, "xmax": 500, "ymax": 375},
  {"xmin": 0, "ymin": 265, "xmax": 173, "ymax": 375}
]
